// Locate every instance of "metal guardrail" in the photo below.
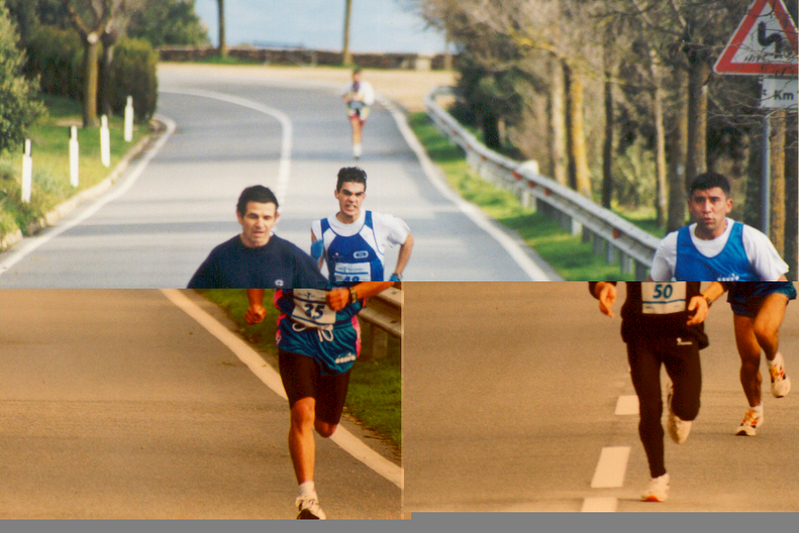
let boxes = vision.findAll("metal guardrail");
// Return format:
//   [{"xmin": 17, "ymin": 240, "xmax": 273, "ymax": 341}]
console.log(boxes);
[
  {"xmin": 424, "ymin": 87, "xmax": 661, "ymax": 281},
  {"xmin": 358, "ymin": 287, "xmax": 401, "ymax": 360}
]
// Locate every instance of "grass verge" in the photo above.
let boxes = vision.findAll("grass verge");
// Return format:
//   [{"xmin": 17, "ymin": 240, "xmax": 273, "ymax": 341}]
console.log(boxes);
[
  {"xmin": 195, "ymin": 289, "xmax": 402, "ymax": 451},
  {"xmin": 408, "ymin": 112, "xmax": 637, "ymax": 281},
  {"xmin": 0, "ymin": 95, "xmax": 147, "ymax": 238}
]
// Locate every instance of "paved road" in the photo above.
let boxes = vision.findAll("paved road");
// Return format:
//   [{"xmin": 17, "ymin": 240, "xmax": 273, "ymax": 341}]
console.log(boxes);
[
  {"xmin": 0, "ymin": 290, "xmax": 400, "ymax": 519},
  {"xmin": 0, "ymin": 64, "xmax": 551, "ymax": 287},
  {"xmin": 403, "ymin": 282, "xmax": 799, "ymax": 512}
]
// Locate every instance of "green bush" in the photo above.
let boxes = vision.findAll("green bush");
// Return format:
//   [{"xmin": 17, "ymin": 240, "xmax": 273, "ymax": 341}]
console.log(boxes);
[
  {"xmin": 23, "ymin": 24, "xmax": 83, "ymax": 100},
  {"xmin": 0, "ymin": 1, "xmax": 45, "ymax": 153},
  {"xmin": 107, "ymin": 38, "xmax": 158, "ymax": 122}
]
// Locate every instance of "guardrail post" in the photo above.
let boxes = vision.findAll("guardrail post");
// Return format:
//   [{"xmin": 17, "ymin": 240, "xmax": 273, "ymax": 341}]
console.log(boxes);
[
  {"xmin": 620, "ymin": 253, "xmax": 633, "ymax": 274},
  {"xmin": 635, "ymin": 262, "xmax": 649, "ymax": 281},
  {"xmin": 606, "ymin": 242, "xmax": 619, "ymax": 264},
  {"xmin": 592, "ymin": 234, "xmax": 605, "ymax": 256},
  {"xmin": 100, "ymin": 115, "xmax": 111, "ymax": 167},
  {"xmin": 124, "ymin": 96, "xmax": 134, "ymax": 142},
  {"xmin": 368, "ymin": 327, "xmax": 389, "ymax": 360}
]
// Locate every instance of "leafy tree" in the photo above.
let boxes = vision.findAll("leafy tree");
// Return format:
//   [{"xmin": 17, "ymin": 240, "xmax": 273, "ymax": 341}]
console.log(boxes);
[
  {"xmin": 0, "ymin": 0, "xmax": 45, "ymax": 153},
  {"xmin": 127, "ymin": 0, "xmax": 209, "ymax": 47}
]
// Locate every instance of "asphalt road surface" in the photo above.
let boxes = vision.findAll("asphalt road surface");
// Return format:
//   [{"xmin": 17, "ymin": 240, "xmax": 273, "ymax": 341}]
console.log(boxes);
[
  {"xmin": 0, "ymin": 290, "xmax": 400, "ymax": 519},
  {"xmin": 403, "ymin": 282, "xmax": 799, "ymax": 513},
  {"xmin": 0, "ymin": 64, "xmax": 551, "ymax": 287}
]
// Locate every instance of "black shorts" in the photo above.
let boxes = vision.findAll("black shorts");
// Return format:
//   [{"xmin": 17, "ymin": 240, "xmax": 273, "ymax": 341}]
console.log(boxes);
[{"xmin": 278, "ymin": 350, "xmax": 351, "ymax": 425}]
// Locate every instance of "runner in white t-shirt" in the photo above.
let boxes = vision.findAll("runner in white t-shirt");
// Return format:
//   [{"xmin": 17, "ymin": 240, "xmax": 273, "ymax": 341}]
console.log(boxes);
[{"xmin": 341, "ymin": 68, "xmax": 375, "ymax": 159}]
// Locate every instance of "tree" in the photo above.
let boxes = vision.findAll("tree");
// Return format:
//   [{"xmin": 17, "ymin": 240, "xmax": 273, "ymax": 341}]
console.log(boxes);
[
  {"xmin": 0, "ymin": 0, "xmax": 45, "ymax": 153},
  {"xmin": 61, "ymin": 0, "xmax": 123, "ymax": 127},
  {"xmin": 127, "ymin": 0, "xmax": 209, "ymax": 47},
  {"xmin": 342, "ymin": 0, "xmax": 353, "ymax": 65},
  {"xmin": 216, "ymin": 0, "xmax": 225, "ymax": 57}
]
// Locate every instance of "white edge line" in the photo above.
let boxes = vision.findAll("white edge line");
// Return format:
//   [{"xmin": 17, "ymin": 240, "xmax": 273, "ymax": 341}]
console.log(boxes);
[
  {"xmin": 0, "ymin": 117, "xmax": 176, "ymax": 275},
  {"xmin": 159, "ymin": 88, "xmax": 292, "ymax": 207},
  {"xmin": 379, "ymin": 94, "xmax": 551, "ymax": 281},
  {"xmin": 160, "ymin": 289, "xmax": 403, "ymax": 489},
  {"xmin": 614, "ymin": 395, "xmax": 640, "ymax": 416}
]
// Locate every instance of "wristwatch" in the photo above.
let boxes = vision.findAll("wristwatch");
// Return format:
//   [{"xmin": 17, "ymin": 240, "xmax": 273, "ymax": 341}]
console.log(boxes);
[
  {"xmin": 704, "ymin": 295, "xmax": 713, "ymax": 307},
  {"xmin": 349, "ymin": 286, "xmax": 358, "ymax": 303}
]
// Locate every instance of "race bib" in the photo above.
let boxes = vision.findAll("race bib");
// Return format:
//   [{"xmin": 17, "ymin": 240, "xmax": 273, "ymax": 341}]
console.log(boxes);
[
  {"xmin": 642, "ymin": 282, "xmax": 687, "ymax": 315},
  {"xmin": 290, "ymin": 289, "xmax": 336, "ymax": 327},
  {"xmin": 333, "ymin": 261, "xmax": 371, "ymax": 283}
]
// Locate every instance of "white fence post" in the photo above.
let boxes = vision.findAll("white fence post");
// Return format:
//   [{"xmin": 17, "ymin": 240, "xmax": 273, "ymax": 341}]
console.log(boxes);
[
  {"xmin": 100, "ymin": 115, "xmax": 111, "ymax": 167},
  {"xmin": 21, "ymin": 139, "xmax": 32, "ymax": 203},
  {"xmin": 124, "ymin": 96, "xmax": 134, "ymax": 142},
  {"xmin": 69, "ymin": 126, "xmax": 79, "ymax": 187}
]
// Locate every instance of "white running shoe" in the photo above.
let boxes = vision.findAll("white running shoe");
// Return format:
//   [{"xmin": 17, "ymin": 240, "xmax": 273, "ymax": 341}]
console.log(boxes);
[
  {"xmin": 666, "ymin": 382, "xmax": 692, "ymax": 444},
  {"xmin": 768, "ymin": 353, "xmax": 791, "ymax": 398},
  {"xmin": 296, "ymin": 494, "xmax": 326, "ymax": 519},
  {"xmin": 735, "ymin": 408, "xmax": 763, "ymax": 436},
  {"xmin": 641, "ymin": 473, "xmax": 670, "ymax": 502}
]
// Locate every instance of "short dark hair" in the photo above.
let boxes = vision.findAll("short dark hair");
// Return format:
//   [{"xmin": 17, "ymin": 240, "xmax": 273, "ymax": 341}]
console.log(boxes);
[
  {"xmin": 336, "ymin": 167, "xmax": 367, "ymax": 192},
  {"xmin": 689, "ymin": 172, "xmax": 731, "ymax": 197},
  {"xmin": 237, "ymin": 185, "xmax": 278, "ymax": 216},
  {"xmin": 353, "ymin": 66, "xmax": 362, "ymax": 75}
]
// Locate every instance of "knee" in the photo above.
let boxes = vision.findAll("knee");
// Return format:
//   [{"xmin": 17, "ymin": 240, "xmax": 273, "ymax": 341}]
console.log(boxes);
[
  {"xmin": 291, "ymin": 399, "xmax": 315, "ymax": 429},
  {"xmin": 315, "ymin": 421, "xmax": 337, "ymax": 438}
]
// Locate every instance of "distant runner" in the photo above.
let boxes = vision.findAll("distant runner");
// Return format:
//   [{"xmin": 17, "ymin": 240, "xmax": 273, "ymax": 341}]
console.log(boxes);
[
  {"xmin": 311, "ymin": 167, "xmax": 413, "ymax": 284},
  {"xmin": 342, "ymin": 68, "xmax": 375, "ymax": 160},
  {"xmin": 648, "ymin": 172, "xmax": 795, "ymax": 437},
  {"xmin": 245, "ymin": 282, "xmax": 395, "ymax": 519},
  {"xmin": 590, "ymin": 281, "xmax": 725, "ymax": 502},
  {"xmin": 188, "ymin": 185, "xmax": 326, "ymax": 289}
]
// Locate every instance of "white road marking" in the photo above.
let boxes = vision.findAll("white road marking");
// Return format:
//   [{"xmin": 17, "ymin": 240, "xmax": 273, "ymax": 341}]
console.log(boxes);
[
  {"xmin": 580, "ymin": 497, "xmax": 618, "ymax": 512},
  {"xmin": 159, "ymin": 88, "xmax": 293, "ymax": 207},
  {"xmin": 160, "ymin": 289, "xmax": 403, "ymax": 489},
  {"xmin": 615, "ymin": 395, "xmax": 639, "ymax": 415},
  {"xmin": 378, "ymin": 95, "xmax": 553, "ymax": 281},
  {"xmin": 0, "ymin": 118, "xmax": 177, "ymax": 276},
  {"xmin": 590, "ymin": 446, "xmax": 630, "ymax": 488}
]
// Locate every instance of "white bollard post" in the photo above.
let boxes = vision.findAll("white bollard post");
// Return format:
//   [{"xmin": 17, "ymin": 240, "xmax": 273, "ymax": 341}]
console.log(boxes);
[
  {"xmin": 124, "ymin": 96, "xmax": 134, "ymax": 142},
  {"xmin": 69, "ymin": 126, "xmax": 79, "ymax": 187},
  {"xmin": 100, "ymin": 115, "xmax": 111, "ymax": 167},
  {"xmin": 21, "ymin": 139, "xmax": 32, "ymax": 203}
]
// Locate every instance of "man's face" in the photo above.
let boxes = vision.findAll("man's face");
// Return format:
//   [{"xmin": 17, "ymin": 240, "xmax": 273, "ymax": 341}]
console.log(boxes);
[
  {"xmin": 688, "ymin": 187, "xmax": 732, "ymax": 238},
  {"xmin": 335, "ymin": 181, "xmax": 366, "ymax": 221},
  {"xmin": 237, "ymin": 201, "xmax": 279, "ymax": 248}
]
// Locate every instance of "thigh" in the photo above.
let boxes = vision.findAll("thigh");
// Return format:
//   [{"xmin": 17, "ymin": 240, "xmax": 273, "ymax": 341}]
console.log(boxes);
[
  {"xmin": 752, "ymin": 292, "xmax": 789, "ymax": 337},
  {"xmin": 279, "ymin": 350, "xmax": 320, "ymax": 408},
  {"xmin": 662, "ymin": 338, "xmax": 702, "ymax": 417},
  {"xmin": 314, "ymin": 370, "xmax": 351, "ymax": 426},
  {"xmin": 627, "ymin": 338, "xmax": 663, "ymax": 402}
]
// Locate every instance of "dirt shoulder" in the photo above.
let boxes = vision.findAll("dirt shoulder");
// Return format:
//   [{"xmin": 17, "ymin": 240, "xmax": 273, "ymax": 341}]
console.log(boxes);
[{"xmin": 158, "ymin": 62, "xmax": 456, "ymax": 113}]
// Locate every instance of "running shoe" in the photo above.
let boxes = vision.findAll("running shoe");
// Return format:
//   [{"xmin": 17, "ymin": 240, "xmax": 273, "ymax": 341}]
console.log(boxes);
[
  {"xmin": 296, "ymin": 495, "xmax": 326, "ymax": 520},
  {"xmin": 666, "ymin": 382, "xmax": 692, "ymax": 444},
  {"xmin": 768, "ymin": 353, "xmax": 791, "ymax": 398},
  {"xmin": 641, "ymin": 473, "xmax": 670, "ymax": 502},
  {"xmin": 735, "ymin": 408, "xmax": 763, "ymax": 436}
]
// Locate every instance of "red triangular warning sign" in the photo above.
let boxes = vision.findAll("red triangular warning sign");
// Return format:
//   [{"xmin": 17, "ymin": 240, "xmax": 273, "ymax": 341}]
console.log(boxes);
[{"xmin": 714, "ymin": 0, "xmax": 798, "ymax": 76}]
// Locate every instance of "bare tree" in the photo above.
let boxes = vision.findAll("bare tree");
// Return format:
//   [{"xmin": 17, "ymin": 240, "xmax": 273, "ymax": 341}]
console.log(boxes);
[
  {"xmin": 217, "ymin": 0, "xmax": 226, "ymax": 57},
  {"xmin": 343, "ymin": 0, "xmax": 353, "ymax": 65}
]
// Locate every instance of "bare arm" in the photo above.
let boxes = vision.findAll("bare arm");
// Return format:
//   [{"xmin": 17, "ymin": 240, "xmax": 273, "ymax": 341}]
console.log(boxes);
[
  {"xmin": 326, "ymin": 282, "xmax": 395, "ymax": 311},
  {"xmin": 245, "ymin": 289, "xmax": 267, "ymax": 325},
  {"xmin": 392, "ymin": 233, "xmax": 414, "ymax": 278}
]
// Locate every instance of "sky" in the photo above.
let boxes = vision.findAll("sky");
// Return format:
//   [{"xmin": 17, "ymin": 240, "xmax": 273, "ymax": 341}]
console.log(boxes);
[{"xmin": 193, "ymin": 0, "xmax": 448, "ymax": 54}]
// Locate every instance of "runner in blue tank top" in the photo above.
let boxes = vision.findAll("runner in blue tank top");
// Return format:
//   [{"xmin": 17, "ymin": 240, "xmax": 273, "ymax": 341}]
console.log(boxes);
[
  {"xmin": 244, "ymin": 282, "xmax": 395, "ymax": 519},
  {"xmin": 311, "ymin": 167, "xmax": 413, "ymax": 285},
  {"xmin": 649, "ymin": 172, "xmax": 795, "ymax": 437}
]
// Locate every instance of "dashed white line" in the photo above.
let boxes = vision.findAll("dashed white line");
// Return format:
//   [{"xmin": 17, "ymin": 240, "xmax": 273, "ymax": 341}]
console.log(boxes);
[
  {"xmin": 615, "ymin": 395, "xmax": 639, "ymax": 415},
  {"xmin": 590, "ymin": 446, "xmax": 631, "ymax": 489}
]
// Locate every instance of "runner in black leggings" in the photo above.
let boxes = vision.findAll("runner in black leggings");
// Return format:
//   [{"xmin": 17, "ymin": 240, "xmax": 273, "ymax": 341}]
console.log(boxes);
[{"xmin": 590, "ymin": 281, "xmax": 725, "ymax": 502}]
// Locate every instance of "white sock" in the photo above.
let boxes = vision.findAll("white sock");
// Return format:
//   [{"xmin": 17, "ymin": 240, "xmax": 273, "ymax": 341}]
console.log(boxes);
[
  {"xmin": 767, "ymin": 352, "xmax": 783, "ymax": 367},
  {"xmin": 752, "ymin": 404, "xmax": 763, "ymax": 415},
  {"xmin": 298, "ymin": 481, "xmax": 316, "ymax": 499}
]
